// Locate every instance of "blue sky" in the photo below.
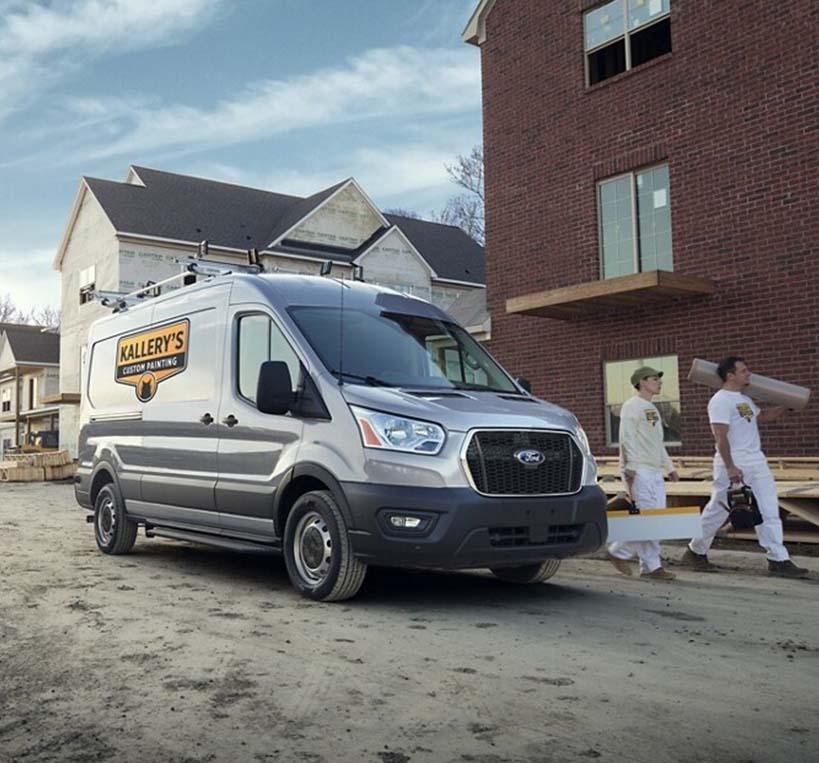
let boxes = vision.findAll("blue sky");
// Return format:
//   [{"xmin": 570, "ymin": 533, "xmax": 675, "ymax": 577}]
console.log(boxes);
[{"xmin": 0, "ymin": 0, "xmax": 482, "ymax": 312}]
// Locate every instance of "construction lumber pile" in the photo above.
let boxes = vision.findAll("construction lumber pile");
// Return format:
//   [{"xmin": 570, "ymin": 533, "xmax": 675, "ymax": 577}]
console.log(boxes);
[
  {"xmin": 0, "ymin": 451, "xmax": 76, "ymax": 483},
  {"xmin": 596, "ymin": 456, "xmax": 819, "ymax": 544}
]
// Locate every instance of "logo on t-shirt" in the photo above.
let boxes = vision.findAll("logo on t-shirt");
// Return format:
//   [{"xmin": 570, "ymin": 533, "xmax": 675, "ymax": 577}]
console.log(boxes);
[
  {"xmin": 644, "ymin": 409, "xmax": 659, "ymax": 426},
  {"xmin": 736, "ymin": 403, "xmax": 754, "ymax": 422}
]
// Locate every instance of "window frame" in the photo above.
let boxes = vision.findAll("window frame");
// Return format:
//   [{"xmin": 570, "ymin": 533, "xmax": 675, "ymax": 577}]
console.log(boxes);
[
  {"xmin": 583, "ymin": 0, "xmax": 671, "ymax": 86},
  {"xmin": 234, "ymin": 311, "xmax": 304, "ymax": 409},
  {"xmin": 597, "ymin": 163, "xmax": 672, "ymax": 279},
  {"xmin": 603, "ymin": 355, "xmax": 682, "ymax": 448}
]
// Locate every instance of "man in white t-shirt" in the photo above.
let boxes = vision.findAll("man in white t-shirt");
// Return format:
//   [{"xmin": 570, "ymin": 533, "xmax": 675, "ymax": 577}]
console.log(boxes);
[
  {"xmin": 681, "ymin": 356, "xmax": 808, "ymax": 577},
  {"xmin": 607, "ymin": 365, "xmax": 680, "ymax": 580}
]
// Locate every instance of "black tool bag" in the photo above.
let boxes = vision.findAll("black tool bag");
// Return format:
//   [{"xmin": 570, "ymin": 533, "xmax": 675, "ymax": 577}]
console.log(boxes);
[{"xmin": 725, "ymin": 483, "xmax": 763, "ymax": 530}]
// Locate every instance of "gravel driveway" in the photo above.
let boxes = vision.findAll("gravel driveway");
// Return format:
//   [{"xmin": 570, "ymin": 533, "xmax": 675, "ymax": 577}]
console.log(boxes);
[{"xmin": 1, "ymin": 482, "xmax": 817, "ymax": 763}]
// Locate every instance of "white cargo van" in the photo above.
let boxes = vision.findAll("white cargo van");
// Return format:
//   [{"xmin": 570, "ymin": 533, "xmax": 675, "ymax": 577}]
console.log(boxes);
[{"xmin": 75, "ymin": 267, "xmax": 606, "ymax": 600}]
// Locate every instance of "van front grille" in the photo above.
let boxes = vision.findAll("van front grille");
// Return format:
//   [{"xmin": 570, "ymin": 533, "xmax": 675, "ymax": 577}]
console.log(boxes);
[{"xmin": 465, "ymin": 430, "xmax": 582, "ymax": 495}]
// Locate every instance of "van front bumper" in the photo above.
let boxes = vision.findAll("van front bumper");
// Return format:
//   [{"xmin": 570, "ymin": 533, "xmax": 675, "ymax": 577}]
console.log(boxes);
[{"xmin": 340, "ymin": 482, "xmax": 607, "ymax": 570}]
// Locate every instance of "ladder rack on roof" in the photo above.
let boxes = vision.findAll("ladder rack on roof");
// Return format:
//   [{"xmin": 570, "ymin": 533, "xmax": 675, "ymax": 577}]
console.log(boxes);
[{"xmin": 92, "ymin": 243, "xmax": 266, "ymax": 312}]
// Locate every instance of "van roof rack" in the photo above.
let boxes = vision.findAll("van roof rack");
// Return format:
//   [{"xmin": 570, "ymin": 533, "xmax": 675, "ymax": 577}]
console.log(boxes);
[{"xmin": 93, "ymin": 243, "xmax": 266, "ymax": 312}]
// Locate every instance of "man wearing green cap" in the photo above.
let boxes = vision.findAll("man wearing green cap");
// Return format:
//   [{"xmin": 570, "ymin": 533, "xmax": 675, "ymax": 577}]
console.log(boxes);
[{"xmin": 608, "ymin": 365, "xmax": 680, "ymax": 580}]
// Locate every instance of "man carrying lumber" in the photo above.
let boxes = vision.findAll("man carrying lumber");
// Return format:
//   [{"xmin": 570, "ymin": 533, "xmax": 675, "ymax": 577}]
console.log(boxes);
[
  {"xmin": 681, "ymin": 356, "xmax": 808, "ymax": 577},
  {"xmin": 608, "ymin": 366, "xmax": 680, "ymax": 580}
]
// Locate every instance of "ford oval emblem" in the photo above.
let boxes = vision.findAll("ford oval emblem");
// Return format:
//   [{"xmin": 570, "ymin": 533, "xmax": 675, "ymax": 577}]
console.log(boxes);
[{"xmin": 514, "ymin": 449, "xmax": 545, "ymax": 466}]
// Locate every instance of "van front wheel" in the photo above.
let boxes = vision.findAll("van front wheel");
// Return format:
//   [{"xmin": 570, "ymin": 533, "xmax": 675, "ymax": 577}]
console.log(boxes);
[
  {"xmin": 283, "ymin": 490, "xmax": 367, "ymax": 602},
  {"xmin": 490, "ymin": 559, "xmax": 561, "ymax": 584},
  {"xmin": 94, "ymin": 484, "xmax": 138, "ymax": 555}
]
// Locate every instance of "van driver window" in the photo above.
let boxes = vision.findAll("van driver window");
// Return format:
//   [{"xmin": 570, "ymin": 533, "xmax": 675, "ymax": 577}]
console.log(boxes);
[{"xmin": 238, "ymin": 314, "xmax": 300, "ymax": 403}]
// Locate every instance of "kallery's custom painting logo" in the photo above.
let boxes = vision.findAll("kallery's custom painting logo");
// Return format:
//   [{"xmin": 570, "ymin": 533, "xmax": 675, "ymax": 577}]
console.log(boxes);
[{"xmin": 115, "ymin": 319, "xmax": 189, "ymax": 402}]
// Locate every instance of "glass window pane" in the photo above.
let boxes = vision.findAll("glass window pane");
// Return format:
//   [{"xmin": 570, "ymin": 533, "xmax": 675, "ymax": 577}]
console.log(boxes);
[
  {"xmin": 636, "ymin": 165, "xmax": 672, "ymax": 272},
  {"xmin": 585, "ymin": 0, "xmax": 625, "ymax": 50},
  {"xmin": 627, "ymin": 0, "xmax": 669, "ymax": 30},
  {"xmin": 599, "ymin": 176, "xmax": 636, "ymax": 279},
  {"xmin": 238, "ymin": 315, "xmax": 271, "ymax": 402}
]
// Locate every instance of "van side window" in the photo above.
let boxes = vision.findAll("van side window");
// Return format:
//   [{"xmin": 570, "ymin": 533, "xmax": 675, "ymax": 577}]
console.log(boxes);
[{"xmin": 237, "ymin": 314, "xmax": 301, "ymax": 403}]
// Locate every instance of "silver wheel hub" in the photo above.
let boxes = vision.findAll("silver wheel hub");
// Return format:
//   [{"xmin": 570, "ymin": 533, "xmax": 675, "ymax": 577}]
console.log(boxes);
[
  {"xmin": 293, "ymin": 510, "xmax": 332, "ymax": 586},
  {"xmin": 97, "ymin": 496, "xmax": 116, "ymax": 545}
]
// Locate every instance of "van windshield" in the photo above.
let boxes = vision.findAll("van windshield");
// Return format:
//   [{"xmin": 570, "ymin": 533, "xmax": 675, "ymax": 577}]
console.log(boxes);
[{"xmin": 289, "ymin": 306, "xmax": 518, "ymax": 393}]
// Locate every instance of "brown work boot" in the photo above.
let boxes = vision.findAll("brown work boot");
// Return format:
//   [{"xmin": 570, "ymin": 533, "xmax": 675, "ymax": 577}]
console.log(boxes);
[
  {"xmin": 767, "ymin": 560, "xmax": 809, "ymax": 578},
  {"xmin": 641, "ymin": 567, "xmax": 676, "ymax": 581},
  {"xmin": 606, "ymin": 554, "xmax": 634, "ymax": 577},
  {"xmin": 680, "ymin": 548, "xmax": 719, "ymax": 572}
]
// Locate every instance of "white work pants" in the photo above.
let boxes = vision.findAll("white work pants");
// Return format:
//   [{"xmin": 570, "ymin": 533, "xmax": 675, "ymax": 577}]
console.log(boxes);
[
  {"xmin": 608, "ymin": 468, "xmax": 666, "ymax": 574},
  {"xmin": 689, "ymin": 458, "xmax": 788, "ymax": 562}
]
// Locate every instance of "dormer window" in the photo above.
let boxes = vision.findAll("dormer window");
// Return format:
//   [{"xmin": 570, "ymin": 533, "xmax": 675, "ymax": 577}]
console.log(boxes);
[{"xmin": 585, "ymin": 0, "xmax": 671, "ymax": 86}]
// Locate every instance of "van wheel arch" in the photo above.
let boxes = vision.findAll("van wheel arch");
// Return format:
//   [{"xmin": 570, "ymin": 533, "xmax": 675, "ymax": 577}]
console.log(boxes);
[
  {"xmin": 274, "ymin": 464, "xmax": 354, "ymax": 537},
  {"xmin": 90, "ymin": 466, "xmax": 116, "ymax": 505}
]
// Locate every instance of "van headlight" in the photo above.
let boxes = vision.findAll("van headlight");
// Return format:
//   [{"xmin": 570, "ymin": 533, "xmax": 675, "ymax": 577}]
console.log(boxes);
[
  {"xmin": 574, "ymin": 424, "xmax": 591, "ymax": 454},
  {"xmin": 350, "ymin": 406, "xmax": 446, "ymax": 455}
]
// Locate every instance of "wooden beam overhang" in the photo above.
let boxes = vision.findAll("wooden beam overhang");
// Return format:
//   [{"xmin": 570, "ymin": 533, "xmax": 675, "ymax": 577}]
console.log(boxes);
[{"xmin": 506, "ymin": 270, "xmax": 716, "ymax": 321}]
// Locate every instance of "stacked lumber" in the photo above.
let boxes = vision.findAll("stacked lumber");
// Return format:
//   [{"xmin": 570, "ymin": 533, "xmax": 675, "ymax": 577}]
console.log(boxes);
[
  {"xmin": 596, "ymin": 455, "xmax": 819, "ymax": 544},
  {"xmin": 0, "ymin": 451, "xmax": 76, "ymax": 482}
]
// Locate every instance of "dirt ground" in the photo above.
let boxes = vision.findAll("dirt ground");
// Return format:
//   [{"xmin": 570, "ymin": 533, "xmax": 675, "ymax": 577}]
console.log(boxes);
[{"xmin": 1, "ymin": 482, "xmax": 817, "ymax": 763}]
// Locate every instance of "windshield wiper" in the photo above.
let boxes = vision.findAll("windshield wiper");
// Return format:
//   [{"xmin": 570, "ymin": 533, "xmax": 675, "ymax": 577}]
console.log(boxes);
[{"xmin": 330, "ymin": 370, "xmax": 394, "ymax": 387}]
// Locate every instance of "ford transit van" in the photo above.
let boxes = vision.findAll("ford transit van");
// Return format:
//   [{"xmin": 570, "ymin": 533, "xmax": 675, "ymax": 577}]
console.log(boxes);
[{"xmin": 75, "ymin": 270, "xmax": 607, "ymax": 600}]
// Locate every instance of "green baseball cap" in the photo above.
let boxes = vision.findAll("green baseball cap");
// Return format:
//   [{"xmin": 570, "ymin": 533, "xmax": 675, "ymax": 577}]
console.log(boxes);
[{"xmin": 630, "ymin": 366, "xmax": 663, "ymax": 388}]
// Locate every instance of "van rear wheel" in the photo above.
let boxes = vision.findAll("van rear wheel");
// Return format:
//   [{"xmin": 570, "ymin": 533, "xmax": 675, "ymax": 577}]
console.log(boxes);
[
  {"xmin": 490, "ymin": 559, "xmax": 561, "ymax": 584},
  {"xmin": 94, "ymin": 484, "xmax": 138, "ymax": 555},
  {"xmin": 283, "ymin": 490, "xmax": 367, "ymax": 602}
]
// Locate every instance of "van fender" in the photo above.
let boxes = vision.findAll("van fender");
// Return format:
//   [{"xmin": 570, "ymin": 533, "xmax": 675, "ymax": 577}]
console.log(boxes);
[
  {"xmin": 87, "ymin": 458, "xmax": 124, "ymax": 505},
  {"xmin": 273, "ymin": 462, "xmax": 354, "ymax": 535}
]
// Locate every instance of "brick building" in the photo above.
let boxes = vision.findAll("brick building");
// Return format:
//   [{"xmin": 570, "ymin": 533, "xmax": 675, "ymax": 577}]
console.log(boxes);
[{"xmin": 465, "ymin": 0, "xmax": 818, "ymax": 455}]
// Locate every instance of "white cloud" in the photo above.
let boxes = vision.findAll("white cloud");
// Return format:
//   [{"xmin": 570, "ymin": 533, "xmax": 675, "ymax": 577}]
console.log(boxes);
[
  {"xmin": 77, "ymin": 45, "xmax": 480, "ymax": 161},
  {"xmin": 186, "ymin": 134, "xmax": 482, "ymax": 216},
  {"xmin": 0, "ymin": 0, "xmax": 220, "ymax": 121},
  {"xmin": 0, "ymin": 247, "xmax": 61, "ymax": 312}
]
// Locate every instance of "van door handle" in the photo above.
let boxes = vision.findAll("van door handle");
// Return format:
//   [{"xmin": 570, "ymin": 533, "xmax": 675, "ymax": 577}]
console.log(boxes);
[
  {"xmin": 199, "ymin": 413, "xmax": 214, "ymax": 425},
  {"xmin": 222, "ymin": 414, "xmax": 239, "ymax": 428}
]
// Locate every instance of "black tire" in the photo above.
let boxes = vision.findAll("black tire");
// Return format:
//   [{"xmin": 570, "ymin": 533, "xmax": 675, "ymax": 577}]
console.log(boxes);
[
  {"xmin": 490, "ymin": 559, "xmax": 561, "ymax": 584},
  {"xmin": 283, "ymin": 490, "xmax": 367, "ymax": 602},
  {"xmin": 94, "ymin": 483, "xmax": 138, "ymax": 555}
]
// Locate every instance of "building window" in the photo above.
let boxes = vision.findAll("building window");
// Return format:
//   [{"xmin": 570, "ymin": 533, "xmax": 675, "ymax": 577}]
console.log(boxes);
[
  {"xmin": 79, "ymin": 265, "xmax": 96, "ymax": 305},
  {"xmin": 604, "ymin": 355, "xmax": 681, "ymax": 446},
  {"xmin": 28, "ymin": 378, "xmax": 35, "ymax": 410},
  {"xmin": 1, "ymin": 389, "xmax": 10, "ymax": 413},
  {"xmin": 584, "ymin": 0, "xmax": 671, "ymax": 86},
  {"xmin": 237, "ymin": 314, "xmax": 301, "ymax": 404},
  {"xmin": 598, "ymin": 164, "xmax": 672, "ymax": 279}
]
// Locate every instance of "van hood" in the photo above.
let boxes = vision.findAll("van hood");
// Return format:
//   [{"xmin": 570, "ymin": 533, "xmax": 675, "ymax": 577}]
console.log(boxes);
[{"xmin": 337, "ymin": 384, "xmax": 580, "ymax": 434}]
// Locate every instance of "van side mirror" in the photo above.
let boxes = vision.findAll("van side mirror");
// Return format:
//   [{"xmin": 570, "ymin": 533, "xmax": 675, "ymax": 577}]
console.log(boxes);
[
  {"xmin": 257, "ymin": 361, "xmax": 294, "ymax": 415},
  {"xmin": 515, "ymin": 377, "xmax": 532, "ymax": 394}
]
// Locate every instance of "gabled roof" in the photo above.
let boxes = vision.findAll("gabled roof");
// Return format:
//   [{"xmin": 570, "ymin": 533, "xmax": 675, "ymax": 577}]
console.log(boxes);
[
  {"xmin": 385, "ymin": 214, "xmax": 485, "ymax": 285},
  {"xmin": 264, "ymin": 179, "xmax": 349, "ymax": 246},
  {"xmin": 0, "ymin": 323, "xmax": 60, "ymax": 366},
  {"xmin": 85, "ymin": 166, "xmax": 300, "ymax": 252},
  {"xmin": 59, "ymin": 165, "xmax": 486, "ymax": 285}
]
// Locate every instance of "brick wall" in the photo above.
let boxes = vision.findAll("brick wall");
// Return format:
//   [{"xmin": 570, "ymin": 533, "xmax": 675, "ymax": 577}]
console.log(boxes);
[{"xmin": 479, "ymin": 0, "xmax": 819, "ymax": 455}]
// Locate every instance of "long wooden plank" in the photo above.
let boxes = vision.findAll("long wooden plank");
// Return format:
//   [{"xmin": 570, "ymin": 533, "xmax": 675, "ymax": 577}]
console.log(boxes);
[
  {"xmin": 599, "ymin": 480, "xmax": 819, "ymax": 499},
  {"xmin": 778, "ymin": 499, "xmax": 819, "ymax": 529}
]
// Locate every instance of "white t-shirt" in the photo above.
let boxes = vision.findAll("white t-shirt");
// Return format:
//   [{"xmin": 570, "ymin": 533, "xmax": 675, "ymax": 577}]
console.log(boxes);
[
  {"xmin": 708, "ymin": 389, "xmax": 764, "ymax": 464},
  {"xmin": 618, "ymin": 395, "xmax": 674, "ymax": 475}
]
